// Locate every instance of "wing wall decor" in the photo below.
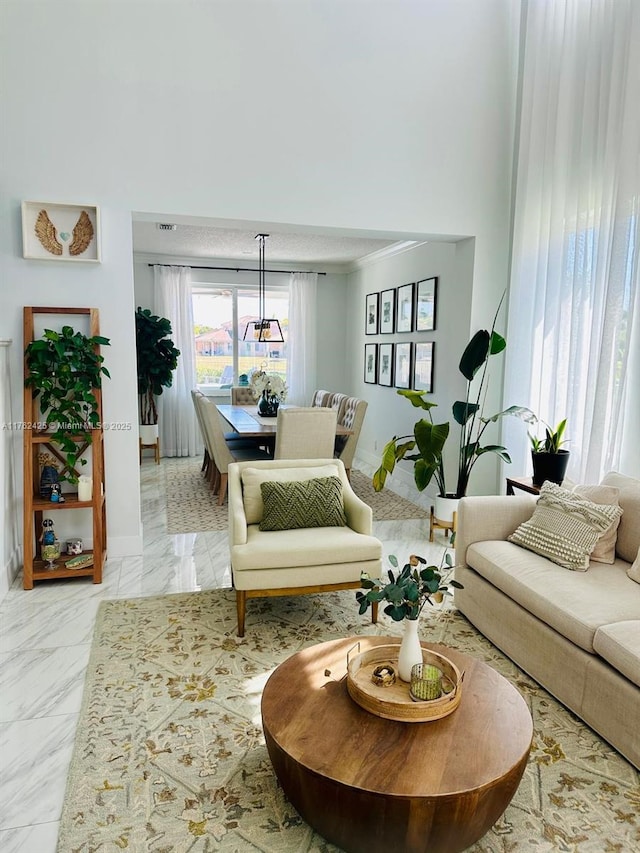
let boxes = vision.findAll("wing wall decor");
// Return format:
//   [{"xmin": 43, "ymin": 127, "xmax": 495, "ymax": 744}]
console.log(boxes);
[{"xmin": 22, "ymin": 202, "xmax": 101, "ymax": 262}]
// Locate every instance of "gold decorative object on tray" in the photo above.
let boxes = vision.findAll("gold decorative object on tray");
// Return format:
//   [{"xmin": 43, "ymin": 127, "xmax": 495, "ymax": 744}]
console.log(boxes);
[
  {"xmin": 371, "ymin": 664, "xmax": 396, "ymax": 687},
  {"xmin": 346, "ymin": 643, "xmax": 462, "ymax": 722}
]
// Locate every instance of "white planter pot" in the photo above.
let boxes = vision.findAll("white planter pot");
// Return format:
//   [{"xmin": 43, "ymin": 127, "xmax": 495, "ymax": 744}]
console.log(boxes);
[
  {"xmin": 139, "ymin": 424, "xmax": 159, "ymax": 445},
  {"xmin": 435, "ymin": 495, "xmax": 459, "ymax": 524},
  {"xmin": 398, "ymin": 619, "xmax": 423, "ymax": 682}
]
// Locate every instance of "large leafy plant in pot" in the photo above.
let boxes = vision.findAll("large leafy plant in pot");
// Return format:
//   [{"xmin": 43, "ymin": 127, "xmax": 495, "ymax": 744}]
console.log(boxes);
[
  {"xmin": 24, "ymin": 326, "xmax": 111, "ymax": 482},
  {"xmin": 373, "ymin": 299, "xmax": 534, "ymax": 501},
  {"xmin": 135, "ymin": 307, "xmax": 181, "ymax": 433}
]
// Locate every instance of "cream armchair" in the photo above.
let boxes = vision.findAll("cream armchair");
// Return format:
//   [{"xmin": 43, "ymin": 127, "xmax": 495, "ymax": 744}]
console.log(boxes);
[{"xmin": 228, "ymin": 458, "xmax": 382, "ymax": 636}]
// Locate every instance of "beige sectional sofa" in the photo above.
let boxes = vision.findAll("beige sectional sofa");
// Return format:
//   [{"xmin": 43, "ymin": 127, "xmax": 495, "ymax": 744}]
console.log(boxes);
[{"xmin": 454, "ymin": 472, "xmax": 640, "ymax": 769}]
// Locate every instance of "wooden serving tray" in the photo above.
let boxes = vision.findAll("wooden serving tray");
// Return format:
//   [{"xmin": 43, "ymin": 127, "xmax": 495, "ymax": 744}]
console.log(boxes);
[{"xmin": 346, "ymin": 644, "xmax": 462, "ymax": 722}]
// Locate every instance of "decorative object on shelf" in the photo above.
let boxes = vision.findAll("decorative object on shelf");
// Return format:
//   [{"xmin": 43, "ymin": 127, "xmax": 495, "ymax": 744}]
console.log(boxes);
[
  {"xmin": 135, "ymin": 307, "xmax": 181, "ymax": 441},
  {"xmin": 379, "ymin": 288, "xmax": 395, "ymax": 334},
  {"xmin": 365, "ymin": 292, "xmax": 379, "ymax": 335},
  {"xmin": 66, "ymin": 553, "xmax": 94, "ymax": 570},
  {"xmin": 410, "ymin": 662, "xmax": 442, "ymax": 701},
  {"xmin": 242, "ymin": 234, "xmax": 284, "ymax": 342},
  {"xmin": 396, "ymin": 282, "xmax": 414, "ymax": 333},
  {"xmin": 38, "ymin": 452, "xmax": 60, "ymax": 499},
  {"xmin": 50, "ymin": 482, "xmax": 65, "ymax": 503},
  {"xmin": 66, "ymin": 539, "xmax": 83, "ymax": 556},
  {"xmin": 415, "ymin": 277, "xmax": 438, "ymax": 331},
  {"xmin": 21, "ymin": 201, "xmax": 101, "ymax": 262},
  {"xmin": 373, "ymin": 294, "xmax": 535, "ymax": 500},
  {"xmin": 238, "ymin": 373, "xmax": 249, "ymax": 386},
  {"xmin": 528, "ymin": 417, "xmax": 570, "ymax": 486},
  {"xmin": 364, "ymin": 343, "xmax": 377, "ymax": 384},
  {"xmin": 41, "ymin": 541, "xmax": 61, "ymax": 570},
  {"xmin": 40, "ymin": 517, "xmax": 55, "ymax": 545},
  {"xmin": 25, "ymin": 324, "xmax": 111, "ymax": 482},
  {"xmin": 250, "ymin": 368, "xmax": 287, "ymax": 417},
  {"xmin": 356, "ymin": 553, "xmax": 463, "ymax": 682},
  {"xmin": 78, "ymin": 475, "xmax": 92, "ymax": 502}
]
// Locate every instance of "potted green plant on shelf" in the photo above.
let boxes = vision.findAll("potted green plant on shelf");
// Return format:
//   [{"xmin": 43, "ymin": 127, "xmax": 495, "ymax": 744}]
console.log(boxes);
[
  {"xmin": 24, "ymin": 325, "xmax": 111, "ymax": 482},
  {"xmin": 528, "ymin": 417, "xmax": 570, "ymax": 486},
  {"xmin": 357, "ymin": 553, "xmax": 463, "ymax": 681},
  {"xmin": 135, "ymin": 307, "xmax": 181, "ymax": 444},
  {"xmin": 373, "ymin": 298, "xmax": 534, "ymax": 522}
]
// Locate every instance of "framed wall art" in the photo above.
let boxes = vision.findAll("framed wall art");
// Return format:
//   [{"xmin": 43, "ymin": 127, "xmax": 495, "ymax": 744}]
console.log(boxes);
[
  {"xmin": 364, "ymin": 343, "xmax": 378, "ymax": 384},
  {"xmin": 416, "ymin": 277, "xmax": 438, "ymax": 331},
  {"xmin": 379, "ymin": 288, "xmax": 395, "ymax": 334},
  {"xmin": 413, "ymin": 342, "xmax": 434, "ymax": 392},
  {"xmin": 365, "ymin": 292, "xmax": 379, "ymax": 335},
  {"xmin": 22, "ymin": 201, "xmax": 101, "ymax": 262},
  {"xmin": 378, "ymin": 343, "xmax": 394, "ymax": 387},
  {"xmin": 396, "ymin": 282, "xmax": 414, "ymax": 332},
  {"xmin": 394, "ymin": 342, "xmax": 412, "ymax": 389}
]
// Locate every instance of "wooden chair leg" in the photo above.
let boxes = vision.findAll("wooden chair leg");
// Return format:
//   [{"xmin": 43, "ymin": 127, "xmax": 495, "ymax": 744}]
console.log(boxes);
[
  {"xmin": 217, "ymin": 473, "xmax": 228, "ymax": 506},
  {"xmin": 236, "ymin": 589, "xmax": 246, "ymax": 638}
]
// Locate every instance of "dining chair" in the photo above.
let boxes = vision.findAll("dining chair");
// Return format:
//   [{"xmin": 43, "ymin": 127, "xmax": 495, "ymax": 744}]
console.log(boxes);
[
  {"xmin": 335, "ymin": 397, "xmax": 368, "ymax": 480},
  {"xmin": 311, "ymin": 389, "xmax": 331, "ymax": 407},
  {"xmin": 191, "ymin": 389, "xmax": 210, "ymax": 474},
  {"xmin": 231, "ymin": 386, "xmax": 256, "ymax": 405},
  {"xmin": 196, "ymin": 395, "xmax": 270, "ymax": 504},
  {"xmin": 274, "ymin": 407, "xmax": 338, "ymax": 460},
  {"xmin": 328, "ymin": 392, "xmax": 348, "ymax": 423}
]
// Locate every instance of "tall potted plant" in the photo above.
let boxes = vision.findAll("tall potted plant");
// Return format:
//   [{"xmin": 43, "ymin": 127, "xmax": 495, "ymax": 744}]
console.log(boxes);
[
  {"xmin": 529, "ymin": 417, "xmax": 570, "ymax": 486},
  {"xmin": 135, "ymin": 307, "xmax": 180, "ymax": 444},
  {"xmin": 373, "ymin": 298, "xmax": 534, "ymax": 517},
  {"xmin": 24, "ymin": 325, "xmax": 111, "ymax": 482}
]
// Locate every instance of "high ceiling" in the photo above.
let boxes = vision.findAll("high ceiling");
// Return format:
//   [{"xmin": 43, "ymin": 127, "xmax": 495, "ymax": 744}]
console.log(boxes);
[{"xmin": 132, "ymin": 219, "xmax": 411, "ymax": 266}]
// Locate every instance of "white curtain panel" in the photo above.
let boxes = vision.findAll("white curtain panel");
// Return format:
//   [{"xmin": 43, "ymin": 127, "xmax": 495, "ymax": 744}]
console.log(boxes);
[
  {"xmin": 503, "ymin": 0, "xmax": 640, "ymax": 484},
  {"xmin": 287, "ymin": 272, "xmax": 318, "ymax": 406},
  {"xmin": 153, "ymin": 265, "xmax": 200, "ymax": 457}
]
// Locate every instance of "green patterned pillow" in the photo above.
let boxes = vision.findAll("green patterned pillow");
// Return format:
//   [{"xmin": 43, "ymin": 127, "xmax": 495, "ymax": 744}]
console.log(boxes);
[
  {"xmin": 508, "ymin": 481, "xmax": 623, "ymax": 571},
  {"xmin": 259, "ymin": 476, "xmax": 347, "ymax": 531}
]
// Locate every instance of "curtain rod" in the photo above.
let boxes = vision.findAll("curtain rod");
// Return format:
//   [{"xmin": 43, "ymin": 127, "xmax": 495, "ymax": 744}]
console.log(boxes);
[{"xmin": 148, "ymin": 263, "xmax": 326, "ymax": 276}]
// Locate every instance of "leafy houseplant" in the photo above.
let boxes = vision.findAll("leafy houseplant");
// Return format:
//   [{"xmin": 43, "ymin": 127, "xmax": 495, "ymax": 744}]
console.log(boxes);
[
  {"xmin": 24, "ymin": 326, "xmax": 111, "ymax": 482},
  {"xmin": 135, "ymin": 307, "xmax": 181, "ymax": 426},
  {"xmin": 529, "ymin": 417, "xmax": 570, "ymax": 486},
  {"xmin": 373, "ymin": 298, "xmax": 534, "ymax": 500}
]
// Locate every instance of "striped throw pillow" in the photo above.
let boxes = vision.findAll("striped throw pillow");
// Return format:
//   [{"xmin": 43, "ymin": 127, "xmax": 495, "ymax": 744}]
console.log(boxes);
[
  {"xmin": 259, "ymin": 476, "xmax": 347, "ymax": 531},
  {"xmin": 508, "ymin": 481, "xmax": 623, "ymax": 571}
]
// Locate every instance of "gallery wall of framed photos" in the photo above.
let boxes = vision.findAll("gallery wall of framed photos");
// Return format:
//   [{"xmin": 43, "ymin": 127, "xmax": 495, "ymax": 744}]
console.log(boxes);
[{"xmin": 363, "ymin": 276, "xmax": 437, "ymax": 392}]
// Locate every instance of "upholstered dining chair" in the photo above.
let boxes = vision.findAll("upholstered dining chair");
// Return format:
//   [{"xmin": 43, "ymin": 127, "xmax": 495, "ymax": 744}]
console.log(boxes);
[
  {"xmin": 311, "ymin": 389, "xmax": 331, "ymax": 407},
  {"xmin": 191, "ymin": 389, "xmax": 210, "ymax": 474},
  {"xmin": 228, "ymin": 457, "xmax": 383, "ymax": 636},
  {"xmin": 231, "ymin": 385, "xmax": 256, "ymax": 405},
  {"xmin": 273, "ymin": 407, "xmax": 338, "ymax": 460},
  {"xmin": 328, "ymin": 392, "xmax": 348, "ymax": 423},
  {"xmin": 196, "ymin": 395, "xmax": 270, "ymax": 504},
  {"xmin": 335, "ymin": 397, "xmax": 368, "ymax": 480}
]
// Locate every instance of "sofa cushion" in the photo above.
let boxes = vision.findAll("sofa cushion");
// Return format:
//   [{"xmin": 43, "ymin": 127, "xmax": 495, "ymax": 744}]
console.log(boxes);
[
  {"xmin": 508, "ymin": 482, "xmax": 622, "ymax": 571},
  {"xmin": 241, "ymin": 464, "xmax": 338, "ymax": 524},
  {"xmin": 466, "ymin": 540, "xmax": 640, "ymax": 652},
  {"xmin": 232, "ymin": 525, "xmax": 381, "ymax": 571},
  {"xmin": 593, "ymin": 621, "xmax": 640, "ymax": 688},
  {"xmin": 259, "ymin": 476, "xmax": 346, "ymax": 531},
  {"xmin": 572, "ymin": 484, "xmax": 621, "ymax": 563},
  {"xmin": 600, "ymin": 472, "xmax": 640, "ymax": 562}
]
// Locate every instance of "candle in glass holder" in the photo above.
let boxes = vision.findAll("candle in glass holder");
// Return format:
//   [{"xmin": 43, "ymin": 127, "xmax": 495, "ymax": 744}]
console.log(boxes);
[
  {"xmin": 410, "ymin": 663, "xmax": 443, "ymax": 701},
  {"xmin": 78, "ymin": 476, "xmax": 92, "ymax": 502}
]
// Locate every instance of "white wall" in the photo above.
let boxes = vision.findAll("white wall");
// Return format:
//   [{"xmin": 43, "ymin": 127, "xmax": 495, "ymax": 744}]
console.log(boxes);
[{"xmin": 0, "ymin": 0, "xmax": 521, "ymax": 590}]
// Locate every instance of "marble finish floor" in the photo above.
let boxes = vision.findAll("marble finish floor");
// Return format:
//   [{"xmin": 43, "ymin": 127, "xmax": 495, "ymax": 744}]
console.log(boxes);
[{"xmin": 0, "ymin": 457, "xmax": 445, "ymax": 852}]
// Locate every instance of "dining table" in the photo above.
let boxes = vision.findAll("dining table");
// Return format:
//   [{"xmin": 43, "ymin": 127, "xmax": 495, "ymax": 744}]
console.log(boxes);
[{"xmin": 217, "ymin": 404, "xmax": 353, "ymax": 439}]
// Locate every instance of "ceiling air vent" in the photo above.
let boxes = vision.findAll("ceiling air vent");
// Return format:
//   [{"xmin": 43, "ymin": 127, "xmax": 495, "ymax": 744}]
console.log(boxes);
[{"xmin": 156, "ymin": 223, "xmax": 176, "ymax": 231}]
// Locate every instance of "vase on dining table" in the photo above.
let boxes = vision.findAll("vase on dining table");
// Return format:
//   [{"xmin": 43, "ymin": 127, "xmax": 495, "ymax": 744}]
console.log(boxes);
[{"xmin": 258, "ymin": 390, "xmax": 279, "ymax": 417}]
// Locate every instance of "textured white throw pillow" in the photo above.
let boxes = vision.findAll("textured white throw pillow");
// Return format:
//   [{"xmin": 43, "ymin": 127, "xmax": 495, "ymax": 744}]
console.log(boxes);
[
  {"xmin": 509, "ymin": 482, "xmax": 623, "ymax": 571},
  {"xmin": 572, "ymin": 484, "xmax": 621, "ymax": 564}
]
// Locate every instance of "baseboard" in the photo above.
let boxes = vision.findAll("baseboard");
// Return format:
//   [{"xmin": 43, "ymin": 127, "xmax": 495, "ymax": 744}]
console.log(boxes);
[{"xmin": 0, "ymin": 546, "xmax": 22, "ymax": 603}]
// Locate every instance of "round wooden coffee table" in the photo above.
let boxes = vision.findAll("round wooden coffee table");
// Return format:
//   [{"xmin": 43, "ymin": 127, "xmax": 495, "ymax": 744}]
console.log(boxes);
[{"xmin": 262, "ymin": 636, "xmax": 532, "ymax": 853}]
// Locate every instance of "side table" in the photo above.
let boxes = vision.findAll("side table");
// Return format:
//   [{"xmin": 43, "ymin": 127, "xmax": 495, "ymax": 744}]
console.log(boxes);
[{"xmin": 506, "ymin": 476, "xmax": 540, "ymax": 496}]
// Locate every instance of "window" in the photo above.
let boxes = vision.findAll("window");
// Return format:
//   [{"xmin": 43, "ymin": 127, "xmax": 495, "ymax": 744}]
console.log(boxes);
[{"xmin": 193, "ymin": 284, "xmax": 289, "ymax": 390}]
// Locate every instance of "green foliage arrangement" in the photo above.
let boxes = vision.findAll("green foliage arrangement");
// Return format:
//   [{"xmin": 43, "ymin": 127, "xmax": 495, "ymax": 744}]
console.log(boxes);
[
  {"xmin": 25, "ymin": 326, "xmax": 111, "ymax": 481},
  {"xmin": 373, "ymin": 297, "xmax": 534, "ymax": 499},
  {"xmin": 135, "ymin": 307, "xmax": 181, "ymax": 425},
  {"xmin": 356, "ymin": 553, "xmax": 463, "ymax": 622}
]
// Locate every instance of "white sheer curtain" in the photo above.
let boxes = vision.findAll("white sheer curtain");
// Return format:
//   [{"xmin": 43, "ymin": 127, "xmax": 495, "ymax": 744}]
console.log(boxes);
[
  {"xmin": 287, "ymin": 272, "xmax": 318, "ymax": 406},
  {"xmin": 153, "ymin": 265, "xmax": 200, "ymax": 457},
  {"xmin": 503, "ymin": 0, "xmax": 640, "ymax": 483}
]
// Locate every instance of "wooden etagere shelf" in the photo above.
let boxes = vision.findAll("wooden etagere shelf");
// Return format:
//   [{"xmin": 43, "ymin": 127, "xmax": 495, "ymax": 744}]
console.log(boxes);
[{"xmin": 22, "ymin": 307, "xmax": 107, "ymax": 589}]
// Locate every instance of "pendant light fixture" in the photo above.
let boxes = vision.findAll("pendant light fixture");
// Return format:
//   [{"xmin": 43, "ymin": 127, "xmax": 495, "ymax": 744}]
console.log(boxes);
[{"xmin": 243, "ymin": 233, "xmax": 284, "ymax": 343}]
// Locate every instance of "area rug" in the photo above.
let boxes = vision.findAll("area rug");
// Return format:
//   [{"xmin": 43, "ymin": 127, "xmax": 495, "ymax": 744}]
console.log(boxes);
[
  {"xmin": 57, "ymin": 590, "xmax": 639, "ymax": 852},
  {"xmin": 163, "ymin": 459, "xmax": 428, "ymax": 534}
]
